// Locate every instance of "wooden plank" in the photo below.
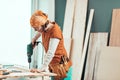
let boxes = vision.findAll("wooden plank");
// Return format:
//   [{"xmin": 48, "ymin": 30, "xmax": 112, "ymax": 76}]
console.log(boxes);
[
  {"xmin": 0, "ymin": 72, "xmax": 57, "ymax": 79},
  {"xmin": 63, "ymin": 0, "xmax": 76, "ymax": 58},
  {"xmin": 84, "ymin": 33, "xmax": 108, "ymax": 80},
  {"xmin": 63, "ymin": 0, "xmax": 76, "ymax": 38},
  {"xmin": 70, "ymin": 0, "xmax": 88, "ymax": 80},
  {"xmin": 64, "ymin": 38, "xmax": 72, "ymax": 58},
  {"xmin": 95, "ymin": 47, "xmax": 120, "ymax": 80},
  {"xmin": 79, "ymin": 9, "xmax": 94, "ymax": 79},
  {"xmin": 109, "ymin": 9, "xmax": 120, "ymax": 46}
]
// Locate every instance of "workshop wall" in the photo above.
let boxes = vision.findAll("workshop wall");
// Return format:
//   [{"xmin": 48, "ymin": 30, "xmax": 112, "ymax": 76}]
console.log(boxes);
[
  {"xmin": 88, "ymin": 0, "xmax": 120, "ymax": 32},
  {"xmin": 55, "ymin": 0, "xmax": 120, "ymax": 32}
]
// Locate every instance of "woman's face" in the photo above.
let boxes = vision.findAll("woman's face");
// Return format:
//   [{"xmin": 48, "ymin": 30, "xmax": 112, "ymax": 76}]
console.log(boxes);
[{"xmin": 34, "ymin": 26, "xmax": 42, "ymax": 32}]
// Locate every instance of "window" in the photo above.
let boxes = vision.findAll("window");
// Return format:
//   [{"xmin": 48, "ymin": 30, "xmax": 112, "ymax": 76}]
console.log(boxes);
[{"xmin": 0, "ymin": 0, "xmax": 31, "ymax": 67}]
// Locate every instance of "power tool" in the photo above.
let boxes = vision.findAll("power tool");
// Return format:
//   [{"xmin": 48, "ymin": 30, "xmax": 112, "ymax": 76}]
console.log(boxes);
[{"xmin": 27, "ymin": 42, "xmax": 40, "ymax": 69}]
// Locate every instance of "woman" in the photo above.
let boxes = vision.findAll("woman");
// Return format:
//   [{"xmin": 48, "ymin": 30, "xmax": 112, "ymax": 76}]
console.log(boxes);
[{"xmin": 30, "ymin": 10, "xmax": 72, "ymax": 80}]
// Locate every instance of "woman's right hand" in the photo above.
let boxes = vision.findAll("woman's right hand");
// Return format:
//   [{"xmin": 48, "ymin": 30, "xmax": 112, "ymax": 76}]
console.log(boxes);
[{"xmin": 32, "ymin": 38, "xmax": 36, "ymax": 48}]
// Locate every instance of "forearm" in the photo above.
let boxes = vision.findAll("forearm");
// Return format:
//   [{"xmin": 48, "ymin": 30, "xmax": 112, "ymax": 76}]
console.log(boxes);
[
  {"xmin": 33, "ymin": 32, "xmax": 41, "ymax": 41},
  {"xmin": 38, "ymin": 38, "xmax": 60, "ymax": 72},
  {"xmin": 43, "ymin": 38, "xmax": 60, "ymax": 65}
]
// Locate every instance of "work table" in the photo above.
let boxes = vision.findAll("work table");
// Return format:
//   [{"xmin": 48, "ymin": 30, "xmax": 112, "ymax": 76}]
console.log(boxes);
[{"xmin": 0, "ymin": 71, "xmax": 57, "ymax": 80}]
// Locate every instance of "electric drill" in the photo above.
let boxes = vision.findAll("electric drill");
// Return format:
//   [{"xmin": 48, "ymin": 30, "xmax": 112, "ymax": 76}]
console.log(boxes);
[
  {"xmin": 27, "ymin": 43, "xmax": 33, "ymax": 69},
  {"xmin": 27, "ymin": 42, "xmax": 40, "ymax": 69}
]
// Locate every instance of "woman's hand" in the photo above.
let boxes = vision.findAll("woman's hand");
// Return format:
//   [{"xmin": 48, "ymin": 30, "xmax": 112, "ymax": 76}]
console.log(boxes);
[
  {"xmin": 31, "ymin": 38, "xmax": 36, "ymax": 48},
  {"xmin": 30, "ymin": 68, "xmax": 41, "ymax": 73},
  {"xmin": 30, "ymin": 65, "xmax": 48, "ymax": 73},
  {"xmin": 30, "ymin": 68, "xmax": 45, "ymax": 73},
  {"xmin": 30, "ymin": 68, "xmax": 37, "ymax": 73},
  {"xmin": 32, "ymin": 38, "xmax": 36, "ymax": 45}
]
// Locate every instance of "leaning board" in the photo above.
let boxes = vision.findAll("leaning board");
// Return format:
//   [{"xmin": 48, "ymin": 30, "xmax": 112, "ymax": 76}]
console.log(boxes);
[
  {"xmin": 63, "ymin": 0, "xmax": 76, "ymax": 58},
  {"xmin": 95, "ymin": 47, "xmax": 120, "ymax": 80},
  {"xmin": 84, "ymin": 33, "xmax": 108, "ymax": 80},
  {"xmin": 109, "ymin": 9, "xmax": 120, "ymax": 46},
  {"xmin": 63, "ymin": 0, "xmax": 76, "ymax": 38},
  {"xmin": 70, "ymin": 0, "xmax": 88, "ymax": 80}
]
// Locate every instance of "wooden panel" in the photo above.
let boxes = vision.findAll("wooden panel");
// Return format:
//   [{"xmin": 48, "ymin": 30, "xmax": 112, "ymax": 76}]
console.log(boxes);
[
  {"xmin": 63, "ymin": 0, "xmax": 76, "ymax": 38},
  {"xmin": 0, "ymin": 72, "xmax": 57, "ymax": 79},
  {"xmin": 79, "ymin": 9, "xmax": 94, "ymax": 79},
  {"xmin": 84, "ymin": 33, "xmax": 108, "ymax": 80},
  {"xmin": 109, "ymin": 9, "xmax": 120, "ymax": 46},
  {"xmin": 63, "ymin": 0, "xmax": 76, "ymax": 58},
  {"xmin": 70, "ymin": 0, "xmax": 88, "ymax": 80},
  {"xmin": 95, "ymin": 47, "xmax": 120, "ymax": 80},
  {"xmin": 64, "ymin": 38, "xmax": 72, "ymax": 58}
]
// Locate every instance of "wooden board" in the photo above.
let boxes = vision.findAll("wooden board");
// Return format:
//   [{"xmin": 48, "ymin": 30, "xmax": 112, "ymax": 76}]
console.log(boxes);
[
  {"xmin": 70, "ymin": 0, "xmax": 88, "ymax": 80},
  {"xmin": 63, "ymin": 0, "xmax": 76, "ymax": 38},
  {"xmin": 95, "ymin": 47, "xmax": 120, "ymax": 80},
  {"xmin": 84, "ymin": 33, "xmax": 108, "ymax": 80},
  {"xmin": 63, "ymin": 0, "xmax": 76, "ymax": 58},
  {"xmin": 0, "ymin": 72, "xmax": 57, "ymax": 79},
  {"xmin": 79, "ymin": 9, "xmax": 94, "ymax": 80},
  {"xmin": 109, "ymin": 9, "xmax": 120, "ymax": 46},
  {"xmin": 64, "ymin": 38, "xmax": 72, "ymax": 58}
]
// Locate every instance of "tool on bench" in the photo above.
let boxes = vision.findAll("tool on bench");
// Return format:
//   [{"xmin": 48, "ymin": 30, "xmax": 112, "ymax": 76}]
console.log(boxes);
[
  {"xmin": 27, "ymin": 41, "xmax": 40, "ymax": 69},
  {"xmin": 0, "ymin": 69, "xmax": 10, "ymax": 75}
]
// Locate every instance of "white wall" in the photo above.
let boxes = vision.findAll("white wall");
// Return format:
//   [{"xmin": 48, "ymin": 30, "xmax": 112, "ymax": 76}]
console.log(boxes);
[{"xmin": 0, "ymin": 0, "xmax": 31, "ymax": 67}]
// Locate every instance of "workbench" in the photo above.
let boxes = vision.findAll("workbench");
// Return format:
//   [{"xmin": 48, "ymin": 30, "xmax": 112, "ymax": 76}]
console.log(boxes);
[{"xmin": 0, "ymin": 72, "xmax": 57, "ymax": 80}]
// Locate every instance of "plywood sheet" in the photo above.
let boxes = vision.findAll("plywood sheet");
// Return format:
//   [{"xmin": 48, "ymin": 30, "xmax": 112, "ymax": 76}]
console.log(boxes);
[
  {"xmin": 109, "ymin": 9, "xmax": 120, "ymax": 46},
  {"xmin": 84, "ymin": 33, "xmax": 108, "ymax": 80},
  {"xmin": 95, "ymin": 47, "xmax": 120, "ymax": 80}
]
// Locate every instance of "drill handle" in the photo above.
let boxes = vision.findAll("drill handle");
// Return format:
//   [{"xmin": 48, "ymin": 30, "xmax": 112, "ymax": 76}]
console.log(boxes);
[
  {"xmin": 32, "ymin": 41, "xmax": 40, "ymax": 48},
  {"xmin": 34, "ymin": 41, "xmax": 40, "ymax": 46}
]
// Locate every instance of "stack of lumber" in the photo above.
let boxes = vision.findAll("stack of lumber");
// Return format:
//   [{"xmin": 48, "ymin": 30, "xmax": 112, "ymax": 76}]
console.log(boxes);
[
  {"xmin": 84, "ymin": 33, "xmax": 108, "ymax": 80},
  {"xmin": 84, "ymin": 9, "xmax": 120, "ymax": 80},
  {"xmin": 63, "ymin": 0, "xmax": 94, "ymax": 80},
  {"xmin": 63, "ymin": 0, "xmax": 120, "ymax": 79}
]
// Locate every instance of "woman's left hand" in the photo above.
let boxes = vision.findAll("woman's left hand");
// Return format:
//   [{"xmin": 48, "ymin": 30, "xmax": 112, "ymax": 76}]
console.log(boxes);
[
  {"xmin": 30, "ymin": 68, "xmax": 38, "ymax": 73},
  {"xmin": 30, "ymin": 65, "xmax": 48, "ymax": 73},
  {"xmin": 30, "ymin": 68, "xmax": 42, "ymax": 73}
]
